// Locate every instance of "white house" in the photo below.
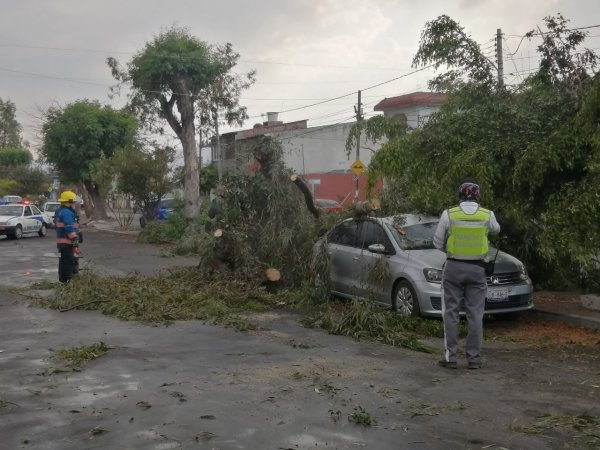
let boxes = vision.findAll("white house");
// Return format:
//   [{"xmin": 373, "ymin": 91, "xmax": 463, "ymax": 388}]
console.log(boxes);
[
  {"xmin": 210, "ymin": 91, "xmax": 446, "ymax": 200},
  {"xmin": 373, "ymin": 91, "xmax": 446, "ymax": 128}
]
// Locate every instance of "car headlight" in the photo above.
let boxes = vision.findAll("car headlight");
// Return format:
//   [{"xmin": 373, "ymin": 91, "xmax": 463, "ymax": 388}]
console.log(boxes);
[
  {"xmin": 518, "ymin": 263, "xmax": 529, "ymax": 281},
  {"xmin": 423, "ymin": 268, "xmax": 443, "ymax": 283}
]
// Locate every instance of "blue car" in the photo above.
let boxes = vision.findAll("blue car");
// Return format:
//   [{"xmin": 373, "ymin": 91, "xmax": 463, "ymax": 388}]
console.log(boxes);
[{"xmin": 154, "ymin": 197, "xmax": 176, "ymax": 220}]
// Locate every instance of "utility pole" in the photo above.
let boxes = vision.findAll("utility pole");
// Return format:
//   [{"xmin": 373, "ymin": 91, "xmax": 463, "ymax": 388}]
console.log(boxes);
[
  {"xmin": 496, "ymin": 28, "xmax": 504, "ymax": 87},
  {"xmin": 353, "ymin": 90, "xmax": 363, "ymax": 202},
  {"xmin": 214, "ymin": 106, "xmax": 222, "ymax": 180}
]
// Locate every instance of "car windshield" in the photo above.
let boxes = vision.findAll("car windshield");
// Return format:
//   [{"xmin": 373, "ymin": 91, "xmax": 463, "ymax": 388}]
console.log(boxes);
[
  {"xmin": 386, "ymin": 220, "xmax": 438, "ymax": 250},
  {"xmin": 44, "ymin": 203, "xmax": 60, "ymax": 212},
  {"xmin": 0, "ymin": 205, "xmax": 23, "ymax": 216}
]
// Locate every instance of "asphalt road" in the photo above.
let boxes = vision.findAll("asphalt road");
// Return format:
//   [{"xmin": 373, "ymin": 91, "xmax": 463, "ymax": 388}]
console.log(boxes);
[{"xmin": 1, "ymin": 230, "xmax": 599, "ymax": 449}]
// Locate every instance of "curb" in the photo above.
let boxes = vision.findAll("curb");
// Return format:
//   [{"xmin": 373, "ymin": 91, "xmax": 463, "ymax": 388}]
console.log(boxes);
[{"xmin": 531, "ymin": 307, "xmax": 600, "ymax": 331}]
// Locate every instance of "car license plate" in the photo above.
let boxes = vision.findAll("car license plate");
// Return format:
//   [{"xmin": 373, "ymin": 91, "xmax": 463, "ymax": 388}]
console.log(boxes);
[{"xmin": 487, "ymin": 287, "xmax": 509, "ymax": 302}]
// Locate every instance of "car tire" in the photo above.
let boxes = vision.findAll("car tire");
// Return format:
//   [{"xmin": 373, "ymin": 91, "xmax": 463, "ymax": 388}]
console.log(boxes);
[
  {"xmin": 38, "ymin": 223, "xmax": 47, "ymax": 237},
  {"xmin": 392, "ymin": 280, "xmax": 421, "ymax": 317},
  {"xmin": 9, "ymin": 224, "xmax": 23, "ymax": 240}
]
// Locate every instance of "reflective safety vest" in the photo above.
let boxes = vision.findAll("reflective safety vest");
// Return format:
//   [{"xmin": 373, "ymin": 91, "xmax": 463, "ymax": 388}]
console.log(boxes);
[{"xmin": 446, "ymin": 206, "xmax": 491, "ymax": 260}]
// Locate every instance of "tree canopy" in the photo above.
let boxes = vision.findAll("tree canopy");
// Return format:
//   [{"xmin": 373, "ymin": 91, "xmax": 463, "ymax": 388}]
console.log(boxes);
[
  {"xmin": 41, "ymin": 99, "xmax": 137, "ymax": 219},
  {"xmin": 110, "ymin": 144, "xmax": 176, "ymax": 219},
  {"xmin": 0, "ymin": 98, "xmax": 26, "ymax": 149},
  {"xmin": 107, "ymin": 26, "xmax": 255, "ymax": 220},
  {"xmin": 0, "ymin": 147, "xmax": 32, "ymax": 168},
  {"xmin": 366, "ymin": 14, "xmax": 599, "ymax": 290}
]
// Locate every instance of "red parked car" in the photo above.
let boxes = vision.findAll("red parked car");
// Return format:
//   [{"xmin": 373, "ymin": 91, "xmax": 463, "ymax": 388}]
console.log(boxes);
[{"xmin": 315, "ymin": 198, "xmax": 343, "ymax": 213}]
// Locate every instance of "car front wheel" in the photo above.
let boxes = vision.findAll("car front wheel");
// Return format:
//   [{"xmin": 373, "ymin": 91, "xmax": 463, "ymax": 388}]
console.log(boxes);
[
  {"xmin": 38, "ymin": 223, "xmax": 47, "ymax": 237},
  {"xmin": 10, "ymin": 224, "xmax": 23, "ymax": 240},
  {"xmin": 392, "ymin": 280, "xmax": 421, "ymax": 317}
]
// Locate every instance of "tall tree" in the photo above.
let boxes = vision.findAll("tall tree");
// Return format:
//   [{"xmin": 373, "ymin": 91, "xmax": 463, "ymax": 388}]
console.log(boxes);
[
  {"xmin": 0, "ymin": 98, "xmax": 25, "ymax": 149},
  {"xmin": 412, "ymin": 15, "xmax": 497, "ymax": 91},
  {"xmin": 41, "ymin": 100, "xmax": 137, "ymax": 219},
  {"xmin": 107, "ymin": 25, "xmax": 255, "ymax": 221}
]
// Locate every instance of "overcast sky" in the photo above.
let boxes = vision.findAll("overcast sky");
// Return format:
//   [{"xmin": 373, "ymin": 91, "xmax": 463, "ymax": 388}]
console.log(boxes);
[{"xmin": 1, "ymin": 0, "xmax": 599, "ymax": 153}]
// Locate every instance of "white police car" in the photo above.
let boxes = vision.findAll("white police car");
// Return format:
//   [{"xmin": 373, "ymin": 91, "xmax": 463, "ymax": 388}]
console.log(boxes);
[{"xmin": 0, "ymin": 203, "xmax": 48, "ymax": 239}]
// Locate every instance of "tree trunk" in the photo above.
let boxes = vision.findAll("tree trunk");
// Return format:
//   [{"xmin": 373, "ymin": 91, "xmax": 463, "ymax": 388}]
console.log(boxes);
[
  {"xmin": 177, "ymin": 79, "xmax": 200, "ymax": 221},
  {"xmin": 84, "ymin": 181, "xmax": 108, "ymax": 220},
  {"xmin": 78, "ymin": 182, "xmax": 94, "ymax": 218}
]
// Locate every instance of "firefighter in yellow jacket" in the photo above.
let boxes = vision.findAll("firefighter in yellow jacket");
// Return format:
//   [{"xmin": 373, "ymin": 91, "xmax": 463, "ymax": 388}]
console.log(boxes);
[
  {"xmin": 54, "ymin": 191, "xmax": 80, "ymax": 283},
  {"xmin": 433, "ymin": 179, "xmax": 500, "ymax": 369}
]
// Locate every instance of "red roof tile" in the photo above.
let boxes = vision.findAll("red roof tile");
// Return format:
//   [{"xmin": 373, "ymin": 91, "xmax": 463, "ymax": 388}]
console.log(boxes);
[
  {"xmin": 373, "ymin": 92, "xmax": 446, "ymax": 111},
  {"xmin": 236, "ymin": 120, "xmax": 308, "ymax": 139}
]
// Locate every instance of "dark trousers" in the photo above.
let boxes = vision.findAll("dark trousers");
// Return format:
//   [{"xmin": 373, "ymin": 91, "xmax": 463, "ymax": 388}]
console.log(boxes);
[
  {"xmin": 58, "ymin": 246, "xmax": 77, "ymax": 283},
  {"xmin": 441, "ymin": 259, "xmax": 487, "ymax": 364}
]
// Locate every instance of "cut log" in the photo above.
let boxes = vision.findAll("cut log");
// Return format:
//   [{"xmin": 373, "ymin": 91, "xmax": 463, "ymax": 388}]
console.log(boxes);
[
  {"xmin": 212, "ymin": 228, "xmax": 236, "ymax": 271},
  {"xmin": 265, "ymin": 268, "xmax": 281, "ymax": 282},
  {"xmin": 291, "ymin": 174, "xmax": 321, "ymax": 219}
]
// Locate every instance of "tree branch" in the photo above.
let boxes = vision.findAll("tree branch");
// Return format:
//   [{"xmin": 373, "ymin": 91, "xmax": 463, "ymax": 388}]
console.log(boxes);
[{"xmin": 159, "ymin": 95, "xmax": 182, "ymax": 137}]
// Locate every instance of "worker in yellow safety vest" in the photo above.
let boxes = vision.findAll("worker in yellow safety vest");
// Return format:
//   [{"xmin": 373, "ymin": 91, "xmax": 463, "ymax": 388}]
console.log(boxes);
[{"xmin": 433, "ymin": 178, "xmax": 500, "ymax": 370}]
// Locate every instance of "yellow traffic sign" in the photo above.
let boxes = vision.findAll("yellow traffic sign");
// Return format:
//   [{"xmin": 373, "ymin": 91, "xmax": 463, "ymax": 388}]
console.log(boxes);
[{"xmin": 351, "ymin": 159, "xmax": 366, "ymax": 175}]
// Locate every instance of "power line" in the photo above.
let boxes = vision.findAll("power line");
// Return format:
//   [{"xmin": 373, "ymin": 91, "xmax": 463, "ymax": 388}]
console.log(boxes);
[
  {"xmin": 245, "ymin": 64, "xmax": 435, "ymax": 120},
  {"xmin": 0, "ymin": 43, "xmax": 412, "ymax": 71}
]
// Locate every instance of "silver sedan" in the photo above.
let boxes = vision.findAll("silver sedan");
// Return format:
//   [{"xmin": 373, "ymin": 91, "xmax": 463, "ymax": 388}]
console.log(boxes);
[{"xmin": 316, "ymin": 214, "xmax": 534, "ymax": 317}]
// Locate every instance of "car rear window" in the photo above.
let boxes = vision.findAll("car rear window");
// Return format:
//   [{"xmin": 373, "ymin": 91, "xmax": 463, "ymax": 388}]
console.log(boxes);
[{"xmin": 44, "ymin": 203, "xmax": 60, "ymax": 212}]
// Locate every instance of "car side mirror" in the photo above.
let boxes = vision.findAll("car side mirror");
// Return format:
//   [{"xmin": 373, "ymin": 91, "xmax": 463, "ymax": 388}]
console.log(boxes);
[{"xmin": 367, "ymin": 243, "xmax": 387, "ymax": 254}]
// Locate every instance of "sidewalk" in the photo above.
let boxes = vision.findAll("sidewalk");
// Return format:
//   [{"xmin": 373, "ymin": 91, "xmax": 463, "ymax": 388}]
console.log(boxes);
[{"xmin": 532, "ymin": 291, "xmax": 600, "ymax": 331}]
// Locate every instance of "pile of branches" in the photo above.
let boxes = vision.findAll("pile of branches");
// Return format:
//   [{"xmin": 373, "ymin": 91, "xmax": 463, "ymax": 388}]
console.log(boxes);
[{"xmin": 196, "ymin": 136, "xmax": 334, "ymax": 298}]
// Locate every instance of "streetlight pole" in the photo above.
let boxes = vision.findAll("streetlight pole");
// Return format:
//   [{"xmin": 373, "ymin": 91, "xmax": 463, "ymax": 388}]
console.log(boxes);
[{"xmin": 353, "ymin": 90, "xmax": 363, "ymax": 202}]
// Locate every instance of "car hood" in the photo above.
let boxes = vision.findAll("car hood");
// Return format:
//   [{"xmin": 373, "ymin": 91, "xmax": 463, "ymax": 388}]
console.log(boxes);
[{"xmin": 404, "ymin": 247, "xmax": 524, "ymax": 272}]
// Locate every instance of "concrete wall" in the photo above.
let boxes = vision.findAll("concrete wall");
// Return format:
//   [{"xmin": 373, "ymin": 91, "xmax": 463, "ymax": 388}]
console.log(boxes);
[
  {"xmin": 268, "ymin": 122, "xmax": 380, "ymax": 174},
  {"xmin": 381, "ymin": 105, "xmax": 441, "ymax": 128}
]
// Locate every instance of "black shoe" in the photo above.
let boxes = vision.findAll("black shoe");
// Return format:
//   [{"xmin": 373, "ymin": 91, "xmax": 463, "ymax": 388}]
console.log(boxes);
[
  {"xmin": 468, "ymin": 362, "xmax": 482, "ymax": 370},
  {"xmin": 438, "ymin": 360, "xmax": 458, "ymax": 369}
]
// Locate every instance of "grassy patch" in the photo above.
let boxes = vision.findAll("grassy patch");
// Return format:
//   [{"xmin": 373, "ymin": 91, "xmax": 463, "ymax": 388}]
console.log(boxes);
[
  {"xmin": 514, "ymin": 414, "xmax": 600, "ymax": 447},
  {"xmin": 35, "ymin": 269, "xmax": 282, "ymax": 330},
  {"xmin": 301, "ymin": 299, "xmax": 454, "ymax": 353},
  {"xmin": 35, "ymin": 268, "xmax": 474, "ymax": 353},
  {"xmin": 0, "ymin": 399, "xmax": 19, "ymax": 408},
  {"xmin": 407, "ymin": 401, "xmax": 468, "ymax": 417},
  {"xmin": 52, "ymin": 342, "xmax": 109, "ymax": 370},
  {"xmin": 29, "ymin": 280, "xmax": 60, "ymax": 290},
  {"xmin": 348, "ymin": 406, "xmax": 377, "ymax": 426}
]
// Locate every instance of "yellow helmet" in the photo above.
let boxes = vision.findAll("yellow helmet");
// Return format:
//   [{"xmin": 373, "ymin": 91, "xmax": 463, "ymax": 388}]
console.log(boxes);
[{"xmin": 58, "ymin": 190, "xmax": 77, "ymax": 203}]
